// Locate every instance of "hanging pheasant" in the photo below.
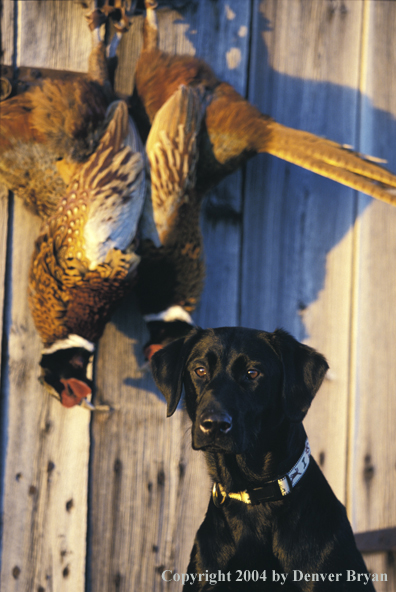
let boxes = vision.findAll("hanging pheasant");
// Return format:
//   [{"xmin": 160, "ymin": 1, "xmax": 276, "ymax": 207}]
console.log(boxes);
[
  {"xmin": 136, "ymin": 84, "xmax": 205, "ymax": 360},
  {"xmin": 131, "ymin": 0, "xmax": 396, "ymax": 358},
  {"xmin": 28, "ymin": 99, "xmax": 146, "ymax": 408},
  {"xmin": 134, "ymin": 0, "xmax": 396, "ymax": 205},
  {"xmin": 1, "ymin": 2, "xmax": 149, "ymax": 408}
]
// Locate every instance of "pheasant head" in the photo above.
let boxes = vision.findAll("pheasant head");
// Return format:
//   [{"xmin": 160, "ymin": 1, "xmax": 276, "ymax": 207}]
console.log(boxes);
[{"xmin": 39, "ymin": 338, "xmax": 95, "ymax": 409}]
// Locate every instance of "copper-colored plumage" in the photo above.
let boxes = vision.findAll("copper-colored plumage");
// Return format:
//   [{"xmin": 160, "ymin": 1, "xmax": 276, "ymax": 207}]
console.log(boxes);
[
  {"xmin": 146, "ymin": 84, "xmax": 203, "ymax": 244},
  {"xmin": 135, "ymin": 1, "xmax": 396, "ymax": 205},
  {"xmin": 0, "ymin": 41, "xmax": 112, "ymax": 218}
]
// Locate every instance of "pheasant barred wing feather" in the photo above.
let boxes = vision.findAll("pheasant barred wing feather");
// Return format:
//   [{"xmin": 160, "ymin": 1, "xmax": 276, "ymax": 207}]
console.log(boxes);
[
  {"xmin": 146, "ymin": 85, "xmax": 204, "ymax": 243},
  {"xmin": 80, "ymin": 100, "xmax": 146, "ymax": 266},
  {"xmin": 136, "ymin": 85, "xmax": 207, "ymax": 356}
]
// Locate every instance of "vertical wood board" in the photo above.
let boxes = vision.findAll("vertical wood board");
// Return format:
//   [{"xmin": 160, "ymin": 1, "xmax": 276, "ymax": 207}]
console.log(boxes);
[
  {"xmin": 1, "ymin": 3, "xmax": 93, "ymax": 587},
  {"xmin": 242, "ymin": 0, "xmax": 363, "ymax": 504},
  {"xmin": 1, "ymin": 0, "xmax": 14, "ymax": 65},
  {"xmin": 348, "ymin": 2, "xmax": 396, "ymax": 585},
  {"xmin": 0, "ymin": 199, "xmax": 90, "ymax": 592},
  {"xmin": 195, "ymin": 0, "xmax": 252, "ymax": 329},
  {"xmin": 89, "ymin": 305, "xmax": 210, "ymax": 591},
  {"xmin": 350, "ymin": 0, "xmax": 396, "ymax": 532},
  {"xmin": 0, "ymin": 186, "xmax": 8, "ymax": 392},
  {"xmin": 17, "ymin": 0, "xmax": 92, "ymax": 71}
]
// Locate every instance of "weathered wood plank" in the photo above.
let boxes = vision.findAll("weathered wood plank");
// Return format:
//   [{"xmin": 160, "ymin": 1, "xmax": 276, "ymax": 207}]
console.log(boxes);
[
  {"xmin": 194, "ymin": 0, "xmax": 251, "ymax": 329},
  {"xmin": 89, "ymin": 3, "xmax": 250, "ymax": 590},
  {"xmin": 355, "ymin": 527, "xmax": 396, "ymax": 554},
  {"xmin": 0, "ymin": 0, "xmax": 14, "ymax": 65},
  {"xmin": 0, "ymin": 0, "xmax": 14, "ymax": 391},
  {"xmin": 1, "ymin": 2, "xmax": 92, "ymax": 588},
  {"xmin": 0, "ymin": 186, "xmax": 9, "ymax": 391},
  {"xmin": 242, "ymin": 0, "xmax": 363, "ymax": 504},
  {"xmin": 17, "ymin": 0, "xmax": 92, "ymax": 71},
  {"xmin": 88, "ymin": 303, "xmax": 209, "ymax": 591},
  {"xmin": 0, "ymin": 199, "xmax": 91, "ymax": 592},
  {"xmin": 348, "ymin": 2, "xmax": 396, "ymax": 587}
]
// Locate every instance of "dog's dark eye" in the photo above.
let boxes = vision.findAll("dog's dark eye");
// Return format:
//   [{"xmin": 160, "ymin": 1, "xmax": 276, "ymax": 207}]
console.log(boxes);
[
  {"xmin": 247, "ymin": 369, "xmax": 260, "ymax": 380},
  {"xmin": 195, "ymin": 367, "xmax": 207, "ymax": 377}
]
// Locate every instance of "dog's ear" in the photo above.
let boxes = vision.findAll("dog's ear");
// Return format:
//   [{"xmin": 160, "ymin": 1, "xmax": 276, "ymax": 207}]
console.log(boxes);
[
  {"xmin": 150, "ymin": 328, "xmax": 200, "ymax": 417},
  {"xmin": 270, "ymin": 329, "xmax": 329, "ymax": 422}
]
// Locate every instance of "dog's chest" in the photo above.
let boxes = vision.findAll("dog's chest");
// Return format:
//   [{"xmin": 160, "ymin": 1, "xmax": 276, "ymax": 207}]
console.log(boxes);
[{"xmin": 215, "ymin": 505, "xmax": 298, "ymax": 590}]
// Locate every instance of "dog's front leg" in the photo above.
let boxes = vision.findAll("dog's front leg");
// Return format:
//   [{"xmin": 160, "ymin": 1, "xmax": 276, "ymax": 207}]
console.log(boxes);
[
  {"xmin": 183, "ymin": 504, "xmax": 237, "ymax": 591},
  {"xmin": 184, "ymin": 548, "xmax": 234, "ymax": 591},
  {"xmin": 183, "ymin": 545, "xmax": 231, "ymax": 591}
]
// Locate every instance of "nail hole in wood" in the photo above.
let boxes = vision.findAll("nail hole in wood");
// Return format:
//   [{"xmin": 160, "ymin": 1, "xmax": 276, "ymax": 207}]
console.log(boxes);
[
  {"xmin": 363, "ymin": 454, "xmax": 375, "ymax": 483},
  {"xmin": 179, "ymin": 462, "xmax": 186, "ymax": 479},
  {"xmin": 157, "ymin": 469, "xmax": 165, "ymax": 486},
  {"xmin": 114, "ymin": 573, "xmax": 122, "ymax": 588}
]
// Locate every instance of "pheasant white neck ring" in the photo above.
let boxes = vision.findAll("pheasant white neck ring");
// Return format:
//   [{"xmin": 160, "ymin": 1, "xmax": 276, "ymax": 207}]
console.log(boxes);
[
  {"xmin": 143, "ymin": 305, "xmax": 195, "ymax": 325},
  {"xmin": 41, "ymin": 334, "xmax": 96, "ymax": 355}
]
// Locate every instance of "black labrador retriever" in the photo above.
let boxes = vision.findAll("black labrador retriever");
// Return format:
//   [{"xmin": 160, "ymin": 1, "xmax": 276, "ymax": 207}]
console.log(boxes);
[{"xmin": 151, "ymin": 327, "xmax": 376, "ymax": 591}]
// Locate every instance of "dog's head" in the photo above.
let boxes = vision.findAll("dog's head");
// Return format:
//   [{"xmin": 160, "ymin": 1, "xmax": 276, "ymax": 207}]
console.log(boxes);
[{"xmin": 151, "ymin": 327, "xmax": 328, "ymax": 453}]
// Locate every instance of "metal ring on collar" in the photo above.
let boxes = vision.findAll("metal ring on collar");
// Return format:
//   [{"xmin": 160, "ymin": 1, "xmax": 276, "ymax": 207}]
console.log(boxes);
[{"xmin": 212, "ymin": 482, "xmax": 227, "ymax": 508}]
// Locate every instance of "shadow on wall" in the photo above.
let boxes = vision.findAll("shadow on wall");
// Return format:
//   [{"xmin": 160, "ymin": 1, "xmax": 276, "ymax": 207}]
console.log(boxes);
[
  {"xmin": 111, "ymin": 3, "xmax": 396, "ymax": 348},
  {"xmin": 193, "ymin": 7, "xmax": 396, "ymax": 341}
]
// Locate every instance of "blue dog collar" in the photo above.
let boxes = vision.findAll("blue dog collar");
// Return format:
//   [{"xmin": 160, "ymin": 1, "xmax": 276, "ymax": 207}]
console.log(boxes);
[{"xmin": 212, "ymin": 438, "xmax": 311, "ymax": 507}]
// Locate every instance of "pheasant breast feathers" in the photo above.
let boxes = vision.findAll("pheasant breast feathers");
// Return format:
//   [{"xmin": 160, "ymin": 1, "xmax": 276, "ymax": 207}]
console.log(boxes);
[{"xmin": 28, "ymin": 100, "xmax": 145, "ymax": 347}]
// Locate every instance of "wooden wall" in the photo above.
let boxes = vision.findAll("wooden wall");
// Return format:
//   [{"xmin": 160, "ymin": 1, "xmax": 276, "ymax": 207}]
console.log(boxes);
[{"xmin": 0, "ymin": 1, "xmax": 395, "ymax": 590}]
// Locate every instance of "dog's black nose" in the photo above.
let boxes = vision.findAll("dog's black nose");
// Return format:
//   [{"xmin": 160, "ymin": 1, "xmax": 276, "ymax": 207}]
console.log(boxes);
[{"xmin": 199, "ymin": 411, "xmax": 232, "ymax": 436}]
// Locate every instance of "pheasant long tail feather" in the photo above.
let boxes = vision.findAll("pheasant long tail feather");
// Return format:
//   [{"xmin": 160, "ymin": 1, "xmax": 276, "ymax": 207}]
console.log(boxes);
[{"xmin": 267, "ymin": 122, "xmax": 396, "ymax": 204}]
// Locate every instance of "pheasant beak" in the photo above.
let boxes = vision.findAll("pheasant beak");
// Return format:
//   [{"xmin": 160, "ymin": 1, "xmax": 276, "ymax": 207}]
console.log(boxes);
[{"xmin": 60, "ymin": 378, "xmax": 93, "ymax": 409}]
